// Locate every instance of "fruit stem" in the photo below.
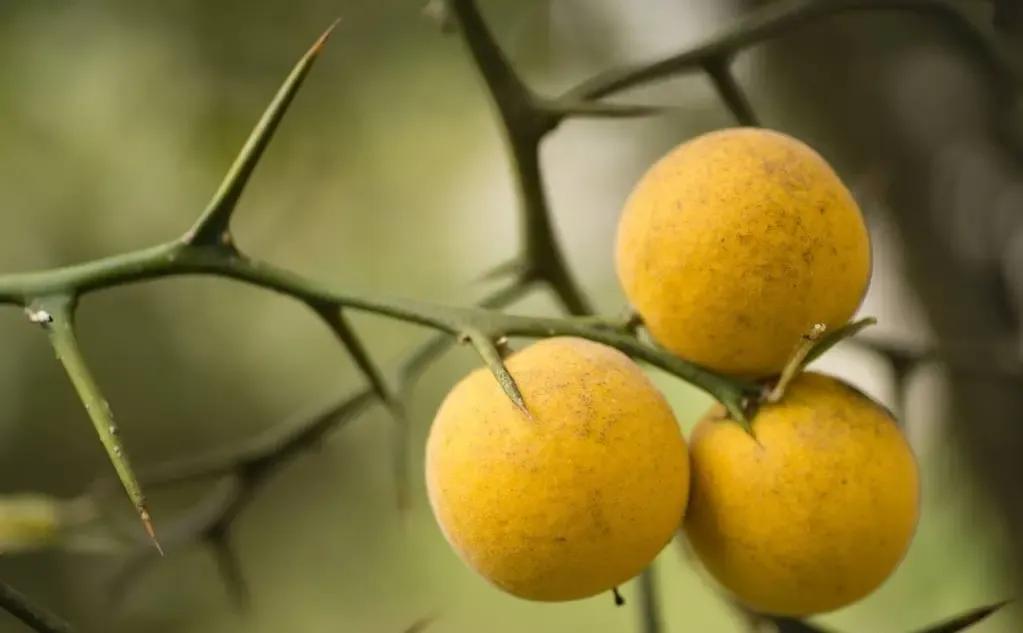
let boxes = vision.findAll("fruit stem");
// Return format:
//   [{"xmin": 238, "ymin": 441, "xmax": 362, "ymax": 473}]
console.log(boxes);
[{"xmin": 612, "ymin": 587, "xmax": 626, "ymax": 607}]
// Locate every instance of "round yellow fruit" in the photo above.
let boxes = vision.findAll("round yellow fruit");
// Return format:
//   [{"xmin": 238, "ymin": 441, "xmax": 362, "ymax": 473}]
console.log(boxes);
[
  {"xmin": 685, "ymin": 372, "xmax": 919, "ymax": 616},
  {"xmin": 426, "ymin": 337, "xmax": 689, "ymax": 601},
  {"xmin": 615, "ymin": 127, "xmax": 871, "ymax": 377}
]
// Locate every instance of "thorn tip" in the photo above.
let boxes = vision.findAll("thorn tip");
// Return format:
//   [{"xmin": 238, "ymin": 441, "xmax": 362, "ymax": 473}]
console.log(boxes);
[
  {"xmin": 140, "ymin": 508, "xmax": 164, "ymax": 556},
  {"xmin": 312, "ymin": 18, "xmax": 342, "ymax": 54}
]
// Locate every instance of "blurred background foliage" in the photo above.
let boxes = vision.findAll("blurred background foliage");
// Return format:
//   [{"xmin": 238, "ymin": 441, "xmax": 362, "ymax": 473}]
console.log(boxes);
[{"xmin": 0, "ymin": 0, "xmax": 1019, "ymax": 631}]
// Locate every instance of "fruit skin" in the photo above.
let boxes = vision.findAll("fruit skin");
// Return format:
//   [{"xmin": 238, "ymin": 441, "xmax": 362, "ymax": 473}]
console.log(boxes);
[
  {"xmin": 685, "ymin": 372, "xmax": 919, "ymax": 616},
  {"xmin": 426, "ymin": 337, "xmax": 689, "ymax": 601},
  {"xmin": 615, "ymin": 127, "xmax": 871, "ymax": 377}
]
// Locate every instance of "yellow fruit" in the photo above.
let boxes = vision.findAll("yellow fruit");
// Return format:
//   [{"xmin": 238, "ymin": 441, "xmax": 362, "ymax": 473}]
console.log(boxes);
[
  {"xmin": 615, "ymin": 127, "xmax": 871, "ymax": 377},
  {"xmin": 685, "ymin": 372, "xmax": 919, "ymax": 616},
  {"xmin": 426, "ymin": 337, "xmax": 689, "ymax": 601}
]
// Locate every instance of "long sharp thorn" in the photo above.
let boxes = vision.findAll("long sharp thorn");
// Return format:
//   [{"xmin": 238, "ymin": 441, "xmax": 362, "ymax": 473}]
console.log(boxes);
[
  {"xmin": 186, "ymin": 19, "xmax": 340, "ymax": 245},
  {"xmin": 140, "ymin": 509, "xmax": 163, "ymax": 556},
  {"xmin": 38, "ymin": 297, "xmax": 163, "ymax": 554}
]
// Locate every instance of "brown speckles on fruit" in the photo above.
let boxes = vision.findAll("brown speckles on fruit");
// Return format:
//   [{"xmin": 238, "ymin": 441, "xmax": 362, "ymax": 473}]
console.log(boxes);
[
  {"xmin": 684, "ymin": 372, "xmax": 919, "ymax": 616},
  {"xmin": 426, "ymin": 337, "xmax": 689, "ymax": 601},
  {"xmin": 615, "ymin": 127, "xmax": 871, "ymax": 377}
]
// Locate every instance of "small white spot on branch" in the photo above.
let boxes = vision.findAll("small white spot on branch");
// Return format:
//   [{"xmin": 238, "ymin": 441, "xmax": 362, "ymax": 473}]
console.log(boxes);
[{"xmin": 24, "ymin": 308, "xmax": 53, "ymax": 325}]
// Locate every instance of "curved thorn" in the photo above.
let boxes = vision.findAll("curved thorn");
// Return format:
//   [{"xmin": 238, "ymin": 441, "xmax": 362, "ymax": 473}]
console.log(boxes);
[{"xmin": 185, "ymin": 19, "xmax": 339, "ymax": 246}]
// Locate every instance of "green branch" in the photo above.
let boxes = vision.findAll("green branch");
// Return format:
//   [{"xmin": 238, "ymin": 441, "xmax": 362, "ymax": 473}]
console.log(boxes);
[{"xmin": 0, "ymin": 241, "xmax": 757, "ymax": 417}]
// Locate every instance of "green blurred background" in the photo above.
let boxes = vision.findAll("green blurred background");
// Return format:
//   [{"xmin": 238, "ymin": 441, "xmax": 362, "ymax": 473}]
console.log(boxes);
[{"xmin": 0, "ymin": 1, "xmax": 1018, "ymax": 631}]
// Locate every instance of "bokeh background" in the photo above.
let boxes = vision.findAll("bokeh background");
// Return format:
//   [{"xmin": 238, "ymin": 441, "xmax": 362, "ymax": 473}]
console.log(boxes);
[{"xmin": 0, "ymin": 0, "xmax": 1020, "ymax": 631}]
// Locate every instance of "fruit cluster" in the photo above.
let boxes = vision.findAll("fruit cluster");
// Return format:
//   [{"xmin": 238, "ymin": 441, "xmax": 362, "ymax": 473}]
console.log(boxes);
[{"xmin": 426, "ymin": 128, "xmax": 920, "ymax": 617}]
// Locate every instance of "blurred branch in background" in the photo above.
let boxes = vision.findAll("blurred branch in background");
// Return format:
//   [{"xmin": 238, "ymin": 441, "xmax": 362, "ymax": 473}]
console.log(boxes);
[
  {"xmin": 0, "ymin": 579, "xmax": 73, "ymax": 633},
  {"xmin": 564, "ymin": 0, "xmax": 1019, "ymax": 134},
  {"xmin": 107, "ymin": 389, "xmax": 376, "ymax": 609}
]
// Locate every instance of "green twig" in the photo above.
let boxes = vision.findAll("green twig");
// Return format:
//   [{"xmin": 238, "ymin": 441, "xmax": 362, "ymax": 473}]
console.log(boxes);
[{"xmin": 0, "ymin": 244, "xmax": 756, "ymax": 422}]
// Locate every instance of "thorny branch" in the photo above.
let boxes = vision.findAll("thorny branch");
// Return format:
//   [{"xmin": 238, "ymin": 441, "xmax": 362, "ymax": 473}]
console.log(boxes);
[{"xmin": 0, "ymin": 1, "xmax": 1017, "ymax": 632}]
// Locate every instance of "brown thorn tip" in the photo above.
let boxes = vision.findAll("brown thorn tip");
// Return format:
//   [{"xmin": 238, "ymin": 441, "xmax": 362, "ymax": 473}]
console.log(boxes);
[
  {"xmin": 313, "ymin": 18, "xmax": 342, "ymax": 53},
  {"xmin": 140, "ymin": 508, "xmax": 164, "ymax": 556}
]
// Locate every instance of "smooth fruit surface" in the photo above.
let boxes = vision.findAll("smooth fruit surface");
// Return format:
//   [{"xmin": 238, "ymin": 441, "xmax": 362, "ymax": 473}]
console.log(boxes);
[
  {"xmin": 615, "ymin": 127, "xmax": 871, "ymax": 377},
  {"xmin": 685, "ymin": 372, "xmax": 919, "ymax": 616},
  {"xmin": 426, "ymin": 337, "xmax": 689, "ymax": 601}
]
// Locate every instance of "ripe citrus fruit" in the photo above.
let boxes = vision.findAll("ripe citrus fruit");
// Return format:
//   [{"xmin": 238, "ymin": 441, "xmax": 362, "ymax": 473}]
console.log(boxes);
[
  {"xmin": 426, "ymin": 337, "xmax": 689, "ymax": 601},
  {"xmin": 616, "ymin": 127, "xmax": 871, "ymax": 377},
  {"xmin": 685, "ymin": 372, "xmax": 919, "ymax": 615}
]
